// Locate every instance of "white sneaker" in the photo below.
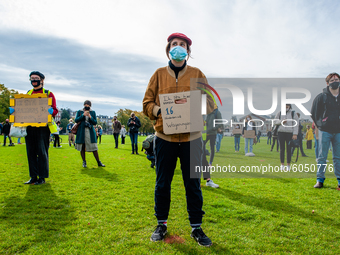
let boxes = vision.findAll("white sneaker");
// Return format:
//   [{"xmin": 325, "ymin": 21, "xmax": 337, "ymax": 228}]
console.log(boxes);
[
  {"xmin": 280, "ymin": 165, "xmax": 286, "ymax": 171},
  {"xmin": 206, "ymin": 180, "xmax": 219, "ymax": 188},
  {"xmin": 286, "ymin": 165, "xmax": 290, "ymax": 171}
]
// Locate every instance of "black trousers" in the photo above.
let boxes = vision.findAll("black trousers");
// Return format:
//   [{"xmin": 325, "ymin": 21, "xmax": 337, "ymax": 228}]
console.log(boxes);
[
  {"xmin": 271, "ymin": 136, "xmax": 279, "ymax": 151},
  {"xmin": 307, "ymin": 140, "xmax": 312, "ymax": 149},
  {"xmin": 154, "ymin": 136, "xmax": 204, "ymax": 225},
  {"xmin": 53, "ymin": 134, "xmax": 60, "ymax": 147},
  {"xmin": 278, "ymin": 132, "xmax": 293, "ymax": 164},
  {"xmin": 25, "ymin": 126, "xmax": 50, "ymax": 178},
  {"xmin": 113, "ymin": 133, "xmax": 119, "ymax": 148},
  {"xmin": 3, "ymin": 134, "xmax": 12, "ymax": 145},
  {"xmin": 121, "ymin": 136, "xmax": 125, "ymax": 144}
]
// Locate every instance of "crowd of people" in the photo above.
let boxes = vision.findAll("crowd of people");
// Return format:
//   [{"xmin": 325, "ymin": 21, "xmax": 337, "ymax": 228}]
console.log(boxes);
[{"xmin": 1, "ymin": 32, "xmax": 340, "ymax": 248}]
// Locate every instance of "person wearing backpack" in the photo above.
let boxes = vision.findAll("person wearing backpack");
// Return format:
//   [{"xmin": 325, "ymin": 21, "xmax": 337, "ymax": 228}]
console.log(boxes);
[
  {"xmin": 274, "ymin": 104, "xmax": 299, "ymax": 171},
  {"xmin": 311, "ymin": 72, "xmax": 340, "ymax": 189}
]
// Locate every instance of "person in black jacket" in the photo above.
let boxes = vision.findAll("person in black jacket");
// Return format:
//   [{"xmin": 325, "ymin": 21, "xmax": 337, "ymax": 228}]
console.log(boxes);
[
  {"xmin": 311, "ymin": 72, "xmax": 340, "ymax": 189},
  {"xmin": 127, "ymin": 112, "xmax": 141, "ymax": 154},
  {"xmin": 2, "ymin": 119, "xmax": 14, "ymax": 146}
]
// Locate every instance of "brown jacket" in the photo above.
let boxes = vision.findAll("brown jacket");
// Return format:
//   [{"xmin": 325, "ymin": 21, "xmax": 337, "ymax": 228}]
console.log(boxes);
[
  {"xmin": 143, "ymin": 64, "xmax": 214, "ymax": 142},
  {"xmin": 113, "ymin": 120, "xmax": 122, "ymax": 134}
]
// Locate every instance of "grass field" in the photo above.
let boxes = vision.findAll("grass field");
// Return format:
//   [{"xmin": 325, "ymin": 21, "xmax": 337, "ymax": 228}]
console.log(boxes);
[{"xmin": 0, "ymin": 135, "xmax": 339, "ymax": 254}]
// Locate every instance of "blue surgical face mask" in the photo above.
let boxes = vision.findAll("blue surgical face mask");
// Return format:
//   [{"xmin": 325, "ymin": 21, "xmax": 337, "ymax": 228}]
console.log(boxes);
[{"xmin": 169, "ymin": 46, "xmax": 188, "ymax": 62}]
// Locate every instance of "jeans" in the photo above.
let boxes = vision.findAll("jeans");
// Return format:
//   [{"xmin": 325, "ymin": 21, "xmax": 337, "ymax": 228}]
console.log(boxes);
[
  {"xmin": 316, "ymin": 131, "xmax": 340, "ymax": 184},
  {"xmin": 267, "ymin": 137, "xmax": 272, "ymax": 145},
  {"xmin": 314, "ymin": 133, "xmax": 318, "ymax": 159},
  {"xmin": 154, "ymin": 136, "xmax": 204, "ymax": 226},
  {"xmin": 205, "ymin": 134, "xmax": 216, "ymax": 164},
  {"xmin": 215, "ymin": 133, "xmax": 223, "ymax": 152},
  {"xmin": 244, "ymin": 138, "xmax": 253, "ymax": 153},
  {"xmin": 113, "ymin": 133, "xmax": 119, "ymax": 148},
  {"xmin": 234, "ymin": 136, "xmax": 240, "ymax": 151},
  {"xmin": 129, "ymin": 132, "xmax": 138, "ymax": 152}
]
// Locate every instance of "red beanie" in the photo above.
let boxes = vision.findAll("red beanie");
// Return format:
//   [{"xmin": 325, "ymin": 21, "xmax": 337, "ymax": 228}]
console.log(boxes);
[{"xmin": 167, "ymin": 33, "xmax": 192, "ymax": 46}]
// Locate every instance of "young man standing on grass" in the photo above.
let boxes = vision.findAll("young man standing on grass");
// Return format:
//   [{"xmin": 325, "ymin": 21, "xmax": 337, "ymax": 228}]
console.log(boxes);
[
  {"xmin": 10, "ymin": 71, "xmax": 58, "ymax": 185},
  {"xmin": 112, "ymin": 116, "xmax": 121, "ymax": 148},
  {"xmin": 311, "ymin": 72, "xmax": 340, "ymax": 189}
]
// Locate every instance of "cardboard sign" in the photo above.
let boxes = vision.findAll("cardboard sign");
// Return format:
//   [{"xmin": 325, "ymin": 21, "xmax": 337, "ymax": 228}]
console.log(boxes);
[
  {"xmin": 159, "ymin": 90, "xmax": 203, "ymax": 135},
  {"xmin": 244, "ymin": 130, "xmax": 256, "ymax": 138},
  {"xmin": 232, "ymin": 128, "xmax": 242, "ymax": 134},
  {"xmin": 9, "ymin": 94, "xmax": 52, "ymax": 127}
]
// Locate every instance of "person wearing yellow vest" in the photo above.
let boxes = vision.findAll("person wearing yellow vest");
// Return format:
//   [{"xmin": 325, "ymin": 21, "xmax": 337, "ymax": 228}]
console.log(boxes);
[
  {"xmin": 24, "ymin": 71, "xmax": 58, "ymax": 185},
  {"xmin": 306, "ymin": 125, "xmax": 313, "ymax": 149}
]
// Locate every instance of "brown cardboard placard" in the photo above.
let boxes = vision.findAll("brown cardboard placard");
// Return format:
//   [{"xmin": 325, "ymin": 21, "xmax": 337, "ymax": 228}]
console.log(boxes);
[
  {"xmin": 244, "ymin": 130, "xmax": 255, "ymax": 138},
  {"xmin": 232, "ymin": 128, "xmax": 242, "ymax": 134},
  {"xmin": 10, "ymin": 94, "xmax": 52, "ymax": 127},
  {"xmin": 159, "ymin": 90, "xmax": 203, "ymax": 135}
]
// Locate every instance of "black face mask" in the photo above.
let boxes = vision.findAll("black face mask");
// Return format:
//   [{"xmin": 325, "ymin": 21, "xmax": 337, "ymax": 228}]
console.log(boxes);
[
  {"xmin": 84, "ymin": 106, "xmax": 90, "ymax": 111},
  {"xmin": 329, "ymin": 81, "xmax": 339, "ymax": 90},
  {"xmin": 31, "ymin": 80, "xmax": 41, "ymax": 87}
]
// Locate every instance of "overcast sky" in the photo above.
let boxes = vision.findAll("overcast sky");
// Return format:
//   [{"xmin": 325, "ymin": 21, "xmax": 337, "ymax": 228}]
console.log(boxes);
[{"xmin": 0, "ymin": 0, "xmax": 339, "ymax": 118}]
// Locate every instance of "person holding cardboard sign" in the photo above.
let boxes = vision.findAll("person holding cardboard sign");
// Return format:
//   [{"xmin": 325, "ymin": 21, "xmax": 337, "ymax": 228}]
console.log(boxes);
[
  {"xmin": 143, "ymin": 33, "xmax": 214, "ymax": 247},
  {"xmin": 242, "ymin": 115, "xmax": 257, "ymax": 156},
  {"xmin": 24, "ymin": 71, "xmax": 58, "ymax": 185}
]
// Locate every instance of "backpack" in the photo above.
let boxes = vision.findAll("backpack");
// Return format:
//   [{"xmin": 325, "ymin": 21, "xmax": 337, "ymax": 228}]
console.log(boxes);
[{"xmin": 142, "ymin": 134, "xmax": 155, "ymax": 155}]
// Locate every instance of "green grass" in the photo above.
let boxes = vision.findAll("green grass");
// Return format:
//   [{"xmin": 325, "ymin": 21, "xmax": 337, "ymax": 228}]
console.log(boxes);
[{"xmin": 0, "ymin": 135, "xmax": 339, "ymax": 254}]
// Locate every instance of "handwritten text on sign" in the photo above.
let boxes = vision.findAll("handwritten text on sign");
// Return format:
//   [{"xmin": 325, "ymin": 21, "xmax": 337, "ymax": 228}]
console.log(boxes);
[
  {"xmin": 159, "ymin": 91, "xmax": 203, "ymax": 135},
  {"xmin": 14, "ymin": 98, "xmax": 50, "ymax": 124}
]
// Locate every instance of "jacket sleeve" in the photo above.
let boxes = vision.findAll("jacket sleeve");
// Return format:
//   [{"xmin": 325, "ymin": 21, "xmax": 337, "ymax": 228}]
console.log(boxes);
[
  {"xmin": 143, "ymin": 71, "xmax": 159, "ymax": 120},
  {"xmin": 293, "ymin": 112, "xmax": 299, "ymax": 135},
  {"xmin": 127, "ymin": 118, "xmax": 132, "ymax": 127},
  {"xmin": 311, "ymin": 93, "xmax": 323, "ymax": 128},
  {"xmin": 75, "ymin": 110, "xmax": 84, "ymax": 123},
  {"xmin": 89, "ymin": 111, "xmax": 97, "ymax": 125},
  {"xmin": 48, "ymin": 92, "xmax": 58, "ymax": 117},
  {"xmin": 136, "ymin": 117, "xmax": 141, "ymax": 128}
]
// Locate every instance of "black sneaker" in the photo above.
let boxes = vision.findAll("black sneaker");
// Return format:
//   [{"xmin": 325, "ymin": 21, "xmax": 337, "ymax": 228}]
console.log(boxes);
[
  {"xmin": 191, "ymin": 227, "xmax": 212, "ymax": 247},
  {"xmin": 83, "ymin": 161, "xmax": 87, "ymax": 168},
  {"xmin": 150, "ymin": 224, "xmax": 167, "ymax": 242},
  {"xmin": 34, "ymin": 178, "xmax": 45, "ymax": 185}
]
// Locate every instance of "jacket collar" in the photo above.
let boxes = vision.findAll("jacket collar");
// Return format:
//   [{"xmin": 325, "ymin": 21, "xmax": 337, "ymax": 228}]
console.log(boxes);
[{"xmin": 167, "ymin": 65, "xmax": 188, "ymax": 79}]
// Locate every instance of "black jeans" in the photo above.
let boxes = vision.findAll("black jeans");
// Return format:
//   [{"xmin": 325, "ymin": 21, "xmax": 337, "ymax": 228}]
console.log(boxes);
[
  {"xmin": 278, "ymin": 132, "xmax": 293, "ymax": 164},
  {"xmin": 121, "ymin": 136, "xmax": 125, "ymax": 144},
  {"xmin": 113, "ymin": 133, "xmax": 119, "ymax": 148},
  {"xmin": 154, "ymin": 136, "xmax": 204, "ymax": 225},
  {"xmin": 25, "ymin": 126, "xmax": 50, "ymax": 178},
  {"xmin": 3, "ymin": 134, "xmax": 12, "ymax": 145},
  {"xmin": 53, "ymin": 134, "xmax": 60, "ymax": 147},
  {"xmin": 271, "ymin": 137, "xmax": 279, "ymax": 151}
]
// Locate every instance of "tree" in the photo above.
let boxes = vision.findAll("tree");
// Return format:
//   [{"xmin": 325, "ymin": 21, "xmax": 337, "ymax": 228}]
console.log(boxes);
[
  {"xmin": 0, "ymin": 84, "xmax": 18, "ymax": 122},
  {"xmin": 60, "ymin": 118, "xmax": 69, "ymax": 134},
  {"xmin": 115, "ymin": 108, "xmax": 154, "ymax": 135},
  {"xmin": 61, "ymin": 108, "xmax": 71, "ymax": 120}
]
